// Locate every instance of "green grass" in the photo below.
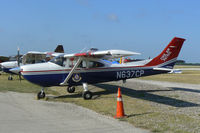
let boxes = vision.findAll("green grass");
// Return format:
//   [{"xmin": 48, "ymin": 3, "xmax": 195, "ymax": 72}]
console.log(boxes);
[
  {"xmin": 174, "ymin": 65, "xmax": 200, "ymax": 69},
  {"xmin": 140, "ymin": 70, "xmax": 200, "ymax": 84},
  {"xmin": 0, "ymin": 73, "xmax": 58, "ymax": 95}
]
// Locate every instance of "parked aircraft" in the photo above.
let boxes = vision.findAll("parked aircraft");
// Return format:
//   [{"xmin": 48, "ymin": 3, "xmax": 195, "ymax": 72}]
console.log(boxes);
[
  {"xmin": 0, "ymin": 45, "xmax": 64, "ymax": 80},
  {"xmin": 12, "ymin": 37, "xmax": 185, "ymax": 100}
]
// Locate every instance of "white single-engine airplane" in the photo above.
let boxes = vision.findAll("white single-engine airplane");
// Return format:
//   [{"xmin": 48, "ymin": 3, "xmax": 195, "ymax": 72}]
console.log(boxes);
[
  {"xmin": 0, "ymin": 45, "xmax": 64, "ymax": 80},
  {"xmin": 11, "ymin": 37, "xmax": 185, "ymax": 100}
]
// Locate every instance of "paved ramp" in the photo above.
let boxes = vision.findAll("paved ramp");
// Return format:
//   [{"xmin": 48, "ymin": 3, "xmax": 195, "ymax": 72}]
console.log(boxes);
[{"xmin": 0, "ymin": 92, "xmax": 149, "ymax": 133}]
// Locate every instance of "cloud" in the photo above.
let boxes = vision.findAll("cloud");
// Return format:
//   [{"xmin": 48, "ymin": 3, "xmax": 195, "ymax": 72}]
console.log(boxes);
[{"xmin": 107, "ymin": 13, "xmax": 119, "ymax": 22}]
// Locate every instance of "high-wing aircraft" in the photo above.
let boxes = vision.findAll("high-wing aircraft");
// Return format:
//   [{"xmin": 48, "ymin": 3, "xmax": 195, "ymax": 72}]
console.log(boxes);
[
  {"xmin": 12, "ymin": 37, "xmax": 185, "ymax": 100},
  {"xmin": 0, "ymin": 45, "xmax": 64, "ymax": 80}
]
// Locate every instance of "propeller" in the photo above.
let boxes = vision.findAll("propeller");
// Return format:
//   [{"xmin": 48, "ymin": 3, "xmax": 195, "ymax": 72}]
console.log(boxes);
[{"xmin": 17, "ymin": 47, "xmax": 22, "ymax": 82}]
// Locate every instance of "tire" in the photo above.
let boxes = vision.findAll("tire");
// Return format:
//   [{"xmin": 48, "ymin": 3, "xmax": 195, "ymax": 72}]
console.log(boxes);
[
  {"xmin": 37, "ymin": 91, "xmax": 45, "ymax": 99},
  {"xmin": 67, "ymin": 86, "xmax": 75, "ymax": 93},
  {"xmin": 8, "ymin": 76, "xmax": 13, "ymax": 80},
  {"xmin": 83, "ymin": 91, "xmax": 92, "ymax": 100}
]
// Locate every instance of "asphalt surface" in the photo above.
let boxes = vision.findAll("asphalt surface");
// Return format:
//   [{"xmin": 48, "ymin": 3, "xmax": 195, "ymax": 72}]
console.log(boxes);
[{"xmin": 0, "ymin": 92, "xmax": 150, "ymax": 133}]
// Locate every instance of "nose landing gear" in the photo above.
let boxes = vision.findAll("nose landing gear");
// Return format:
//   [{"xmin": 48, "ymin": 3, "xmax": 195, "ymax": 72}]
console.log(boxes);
[
  {"xmin": 37, "ymin": 88, "xmax": 45, "ymax": 99},
  {"xmin": 67, "ymin": 86, "xmax": 75, "ymax": 93}
]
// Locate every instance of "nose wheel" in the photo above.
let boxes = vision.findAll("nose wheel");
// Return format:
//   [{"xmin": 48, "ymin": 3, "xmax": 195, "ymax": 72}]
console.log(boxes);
[
  {"xmin": 67, "ymin": 86, "xmax": 75, "ymax": 93},
  {"xmin": 37, "ymin": 88, "xmax": 46, "ymax": 99}
]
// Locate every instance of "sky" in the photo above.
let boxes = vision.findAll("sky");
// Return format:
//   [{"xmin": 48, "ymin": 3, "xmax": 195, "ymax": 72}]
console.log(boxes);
[{"xmin": 0, "ymin": 0, "xmax": 199, "ymax": 63}]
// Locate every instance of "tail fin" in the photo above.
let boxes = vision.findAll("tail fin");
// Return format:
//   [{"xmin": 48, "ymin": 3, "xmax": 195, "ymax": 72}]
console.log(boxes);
[
  {"xmin": 145, "ymin": 37, "xmax": 185, "ymax": 68},
  {"xmin": 54, "ymin": 45, "xmax": 64, "ymax": 53}
]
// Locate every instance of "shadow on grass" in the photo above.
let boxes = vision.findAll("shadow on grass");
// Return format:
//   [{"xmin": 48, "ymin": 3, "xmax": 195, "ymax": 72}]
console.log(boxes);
[
  {"xmin": 49, "ymin": 83, "xmax": 199, "ymax": 107},
  {"xmin": 171, "ymin": 87, "xmax": 200, "ymax": 93},
  {"xmin": 127, "ymin": 112, "xmax": 153, "ymax": 118},
  {"xmin": 94, "ymin": 84, "xmax": 199, "ymax": 107}
]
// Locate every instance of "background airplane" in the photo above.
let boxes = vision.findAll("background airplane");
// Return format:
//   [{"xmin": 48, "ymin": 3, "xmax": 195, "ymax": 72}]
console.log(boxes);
[
  {"xmin": 13, "ymin": 37, "xmax": 185, "ymax": 100},
  {"xmin": 0, "ymin": 45, "xmax": 64, "ymax": 80}
]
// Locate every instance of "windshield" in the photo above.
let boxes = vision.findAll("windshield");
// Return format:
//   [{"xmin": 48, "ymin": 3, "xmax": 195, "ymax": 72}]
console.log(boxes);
[{"xmin": 50, "ymin": 54, "xmax": 65, "ymax": 66}]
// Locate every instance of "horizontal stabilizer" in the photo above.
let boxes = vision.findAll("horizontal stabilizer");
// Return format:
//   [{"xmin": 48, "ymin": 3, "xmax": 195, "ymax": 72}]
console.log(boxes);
[{"xmin": 153, "ymin": 67, "xmax": 173, "ymax": 72}]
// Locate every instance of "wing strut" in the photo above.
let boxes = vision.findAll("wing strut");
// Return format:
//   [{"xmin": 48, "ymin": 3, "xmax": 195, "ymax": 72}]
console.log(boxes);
[{"xmin": 60, "ymin": 58, "xmax": 82, "ymax": 85}]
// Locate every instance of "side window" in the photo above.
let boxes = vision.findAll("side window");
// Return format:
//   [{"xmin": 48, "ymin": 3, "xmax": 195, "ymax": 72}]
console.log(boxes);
[
  {"xmin": 78, "ymin": 60, "xmax": 87, "ymax": 68},
  {"xmin": 68, "ymin": 58, "xmax": 76, "ymax": 68},
  {"xmin": 64, "ymin": 58, "xmax": 78, "ymax": 68},
  {"xmin": 50, "ymin": 55, "xmax": 65, "ymax": 66},
  {"xmin": 63, "ymin": 58, "xmax": 70, "ymax": 68},
  {"xmin": 62, "ymin": 59, "xmax": 104, "ymax": 68},
  {"xmin": 55, "ymin": 56, "xmax": 64, "ymax": 66},
  {"xmin": 88, "ymin": 61, "xmax": 104, "ymax": 68}
]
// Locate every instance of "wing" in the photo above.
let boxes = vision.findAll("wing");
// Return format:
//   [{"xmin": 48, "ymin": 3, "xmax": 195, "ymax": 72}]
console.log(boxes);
[
  {"xmin": 25, "ymin": 51, "xmax": 47, "ymax": 55},
  {"xmin": 64, "ymin": 49, "xmax": 140, "ymax": 59}
]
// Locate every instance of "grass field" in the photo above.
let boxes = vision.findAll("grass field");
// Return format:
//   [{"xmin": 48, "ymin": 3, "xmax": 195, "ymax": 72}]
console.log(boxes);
[
  {"xmin": 174, "ymin": 65, "xmax": 200, "ymax": 68},
  {"xmin": 0, "ymin": 66, "xmax": 200, "ymax": 133},
  {"xmin": 0, "ymin": 73, "xmax": 58, "ymax": 95},
  {"xmin": 140, "ymin": 70, "xmax": 200, "ymax": 84}
]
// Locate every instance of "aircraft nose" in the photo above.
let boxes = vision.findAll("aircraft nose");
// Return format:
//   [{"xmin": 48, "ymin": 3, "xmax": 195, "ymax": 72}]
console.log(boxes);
[
  {"xmin": 10, "ymin": 67, "xmax": 21, "ymax": 74},
  {"xmin": 0, "ymin": 63, "xmax": 3, "ymax": 68}
]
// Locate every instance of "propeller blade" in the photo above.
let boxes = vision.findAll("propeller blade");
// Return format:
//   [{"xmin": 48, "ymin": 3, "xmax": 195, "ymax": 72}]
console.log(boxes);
[
  {"xmin": 17, "ymin": 47, "xmax": 21, "ymax": 82},
  {"xmin": 19, "ymin": 72, "xmax": 22, "ymax": 82},
  {"xmin": 17, "ymin": 47, "xmax": 20, "ymax": 67}
]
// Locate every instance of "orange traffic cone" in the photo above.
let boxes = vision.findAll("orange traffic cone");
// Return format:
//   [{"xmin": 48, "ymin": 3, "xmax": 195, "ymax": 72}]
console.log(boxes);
[{"xmin": 114, "ymin": 87, "xmax": 126, "ymax": 118}]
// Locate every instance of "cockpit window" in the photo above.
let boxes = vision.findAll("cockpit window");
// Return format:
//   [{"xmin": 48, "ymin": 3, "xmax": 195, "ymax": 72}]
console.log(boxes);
[
  {"xmin": 50, "ymin": 55, "xmax": 65, "ymax": 66},
  {"xmin": 78, "ymin": 60, "xmax": 87, "ymax": 68},
  {"xmin": 50, "ymin": 55, "xmax": 105, "ymax": 68},
  {"xmin": 88, "ymin": 61, "xmax": 104, "ymax": 68}
]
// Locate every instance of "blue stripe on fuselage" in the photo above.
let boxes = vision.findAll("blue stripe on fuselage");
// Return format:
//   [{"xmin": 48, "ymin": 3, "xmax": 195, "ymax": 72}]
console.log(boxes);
[{"xmin": 23, "ymin": 68, "xmax": 169, "ymax": 87}]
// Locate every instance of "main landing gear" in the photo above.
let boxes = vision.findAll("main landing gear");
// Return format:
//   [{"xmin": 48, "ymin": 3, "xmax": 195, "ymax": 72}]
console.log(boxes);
[
  {"xmin": 82, "ymin": 83, "xmax": 92, "ymax": 100},
  {"xmin": 37, "ymin": 87, "xmax": 45, "ymax": 99},
  {"xmin": 66, "ymin": 83, "xmax": 93, "ymax": 100}
]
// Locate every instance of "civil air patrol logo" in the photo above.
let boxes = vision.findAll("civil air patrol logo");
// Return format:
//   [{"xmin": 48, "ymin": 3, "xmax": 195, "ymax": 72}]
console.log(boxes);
[{"xmin": 72, "ymin": 73, "xmax": 82, "ymax": 82}]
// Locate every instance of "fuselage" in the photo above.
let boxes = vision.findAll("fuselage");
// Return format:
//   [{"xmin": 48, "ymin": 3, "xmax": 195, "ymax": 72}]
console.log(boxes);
[{"xmin": 20, "ymin": 59, "xmax": 168, "ymax": 87}]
